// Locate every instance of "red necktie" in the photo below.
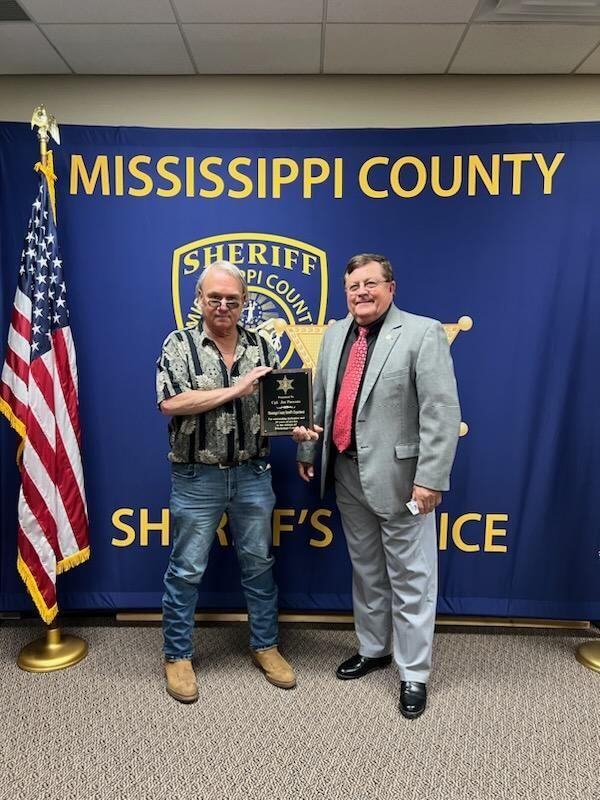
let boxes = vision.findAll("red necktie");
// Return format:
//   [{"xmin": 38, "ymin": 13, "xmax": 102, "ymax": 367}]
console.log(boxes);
[{"xmin": 333, "ymin": 326, "xmax": 369, "ymax": 453}]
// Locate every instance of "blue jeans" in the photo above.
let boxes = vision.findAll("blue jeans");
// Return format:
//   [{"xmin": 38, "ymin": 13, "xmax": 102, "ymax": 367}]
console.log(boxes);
[{"xmin": 163, "ymin": 459, "xmax": 278, "ymax": 660}]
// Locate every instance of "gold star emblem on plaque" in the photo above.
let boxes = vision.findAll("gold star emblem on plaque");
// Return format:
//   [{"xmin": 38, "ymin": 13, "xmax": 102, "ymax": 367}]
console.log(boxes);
[{"xmin": 277, "ymin": 376, "xmax": 294, "ymax": 394}]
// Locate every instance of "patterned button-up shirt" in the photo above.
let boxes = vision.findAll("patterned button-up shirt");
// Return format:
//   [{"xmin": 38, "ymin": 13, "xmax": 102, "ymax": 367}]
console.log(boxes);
[{"xmin": 156, "ymin": 322, "xmax": 279, "ymax": 464}]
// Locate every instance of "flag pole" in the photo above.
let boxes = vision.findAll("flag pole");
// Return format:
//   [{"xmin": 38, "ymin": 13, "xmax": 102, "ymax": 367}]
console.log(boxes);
[{"xmin": 17, "ymin": 106, "xmax": 88, "ymax": 673}]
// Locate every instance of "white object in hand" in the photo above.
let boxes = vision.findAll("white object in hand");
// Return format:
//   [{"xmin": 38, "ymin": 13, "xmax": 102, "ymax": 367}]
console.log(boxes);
[{"xmin": 406, "ymin": 499, "xmax": 420, "ymax": 516}]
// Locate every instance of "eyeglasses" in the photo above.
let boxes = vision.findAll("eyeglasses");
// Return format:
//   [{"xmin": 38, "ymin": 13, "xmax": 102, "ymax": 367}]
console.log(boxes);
[
  {"xmin": 345, "ymin": 279, "xmax": 391, "ymax": 295},
  {"xmin": 204, "ymin": 296, "xmax": 242, "ymax": 310}
]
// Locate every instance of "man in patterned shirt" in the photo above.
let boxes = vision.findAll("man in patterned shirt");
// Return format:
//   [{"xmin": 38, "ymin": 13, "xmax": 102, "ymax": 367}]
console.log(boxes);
[{"xmin": 156, "ymin": 261, "xmax": 296, "ymax": 703}]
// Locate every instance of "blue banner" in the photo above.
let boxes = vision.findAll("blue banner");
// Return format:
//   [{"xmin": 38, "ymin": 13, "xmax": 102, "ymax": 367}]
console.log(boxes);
[{"xmin": 1, "ymin": 120, "xmax": 599, "ymax": 619}]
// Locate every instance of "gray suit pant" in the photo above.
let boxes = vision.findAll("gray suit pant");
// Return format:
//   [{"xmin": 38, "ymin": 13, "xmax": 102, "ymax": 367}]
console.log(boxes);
[{"xmin": 335, "ymin": 455, "xmax": 437, "ymax": 683}]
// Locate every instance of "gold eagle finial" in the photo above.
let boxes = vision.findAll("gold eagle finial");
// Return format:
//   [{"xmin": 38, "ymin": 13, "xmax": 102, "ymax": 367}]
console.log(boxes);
[{"xmin": 31, "ymin": 105, "xmax": 60, "ymax": 145}]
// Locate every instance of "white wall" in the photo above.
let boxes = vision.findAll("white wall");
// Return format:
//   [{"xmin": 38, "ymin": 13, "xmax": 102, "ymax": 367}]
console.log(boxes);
[{"xmin": 1, "ymin": 75, "xmax": 600, "ymax": 128}]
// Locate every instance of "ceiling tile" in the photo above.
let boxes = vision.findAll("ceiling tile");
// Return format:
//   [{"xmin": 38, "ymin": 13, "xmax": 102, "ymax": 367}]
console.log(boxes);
[
  {"xmin": 575, "ymin": 43, "xmax": 600, "ymax": 73},
  {"xmin": 173, "ymin": 0, "xmax": 323, "ymax": 23},
  {"xmin": 0, "ymin": 22, "xmax": 70, "ymax": 73},
  {"xmin": 19, "ymin": 0, "xmax": 175, "ymax": 24},
  {"xmin": 41, "ymin": 24, "xmax": 194, "ymax": 74},
  {"xmin": 325, "ymin": 24, "xmax": 464, "ymax": 73},
  {"xmin": 328, "ymin": 0, "xmax": 479, "ymax": 23},
  {"xmin": 451, "ymin": 24, "xmax": 600, "ymax": 73},
  {"xmin": 183, "ymin": 24, "xmax": 321, "ymax": 73}
]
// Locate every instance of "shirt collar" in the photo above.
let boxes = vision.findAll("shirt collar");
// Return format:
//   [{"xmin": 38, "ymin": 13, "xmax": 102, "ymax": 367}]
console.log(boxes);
[
  {"xmin": 198, "ymin": 319, "xmax": 252, "ymax": 361},
  {"xmin": 352, "ymin": 306, "xmax": 390, "ymax": 337},
  {"xmin": 198, "ymin": 320, "xmax": 251, "ymax": 350}
]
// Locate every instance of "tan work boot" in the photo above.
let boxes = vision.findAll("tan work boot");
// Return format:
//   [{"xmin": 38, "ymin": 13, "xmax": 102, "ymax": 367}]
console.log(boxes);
[
  {"xmin": 164, "ymin": 659, "xmax": 198, "ymax": 703},
  {"xmin": 251, "ymin": 646, "xmax": 296, "ymax": 689}
]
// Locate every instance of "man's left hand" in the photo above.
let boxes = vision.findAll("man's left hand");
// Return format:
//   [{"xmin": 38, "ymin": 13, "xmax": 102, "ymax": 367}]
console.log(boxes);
[{"xmin": 412, "ymin": 485, "xmax": 442, "ymax": 515}]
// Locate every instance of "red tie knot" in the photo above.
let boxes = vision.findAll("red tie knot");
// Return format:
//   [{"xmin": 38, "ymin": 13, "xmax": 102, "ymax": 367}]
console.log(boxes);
[{"xmin": 358, "ymin": 326, "xmax": 369, "ymax": 339}]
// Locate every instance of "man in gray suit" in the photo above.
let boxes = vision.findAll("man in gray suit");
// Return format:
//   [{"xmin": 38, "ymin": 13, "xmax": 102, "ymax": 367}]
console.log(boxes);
[{"xmin": 295, "ymin": 253, "xmax": 460, "ymax": 719}]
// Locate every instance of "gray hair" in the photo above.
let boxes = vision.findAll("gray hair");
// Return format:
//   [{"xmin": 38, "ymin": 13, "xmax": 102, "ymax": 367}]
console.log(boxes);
[{"xmin": 195, "ymin": 260, "xmax": 247, "ymax": 297}]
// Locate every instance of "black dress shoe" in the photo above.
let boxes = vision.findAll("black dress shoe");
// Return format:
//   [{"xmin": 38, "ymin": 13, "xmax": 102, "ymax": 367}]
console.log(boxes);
[
  {"xmin": 336, "ymin": 653, "xmax": 392, "ymax": 680},
  {"xmin": 399, "ymin": 681, "xmax": 427, "ymax": 719}
]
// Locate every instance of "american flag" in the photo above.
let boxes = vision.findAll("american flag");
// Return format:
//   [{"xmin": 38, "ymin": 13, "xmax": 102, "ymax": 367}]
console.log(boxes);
[{"xmin": 0, "ymin": 161, "xmax": 89, "ymax": 623}]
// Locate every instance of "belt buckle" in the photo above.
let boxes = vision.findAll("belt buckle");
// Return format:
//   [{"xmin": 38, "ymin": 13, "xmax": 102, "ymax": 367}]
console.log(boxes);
[{"xmin": 218, "ymin": 460, "xmax": 242, "ymax": 469}]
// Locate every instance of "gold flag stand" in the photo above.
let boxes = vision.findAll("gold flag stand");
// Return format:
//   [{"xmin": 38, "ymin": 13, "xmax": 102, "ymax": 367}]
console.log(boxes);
[
  {"xmin": 575, "ymin": 640, "xmax": 600, "ymax": 673},
  {"xmin": 18, "ymin": 621, "xmax": 88, "ymax": 673},
  {"xmin": 17, "ymin": 106, "xmax": 88, "ymax": 673}
]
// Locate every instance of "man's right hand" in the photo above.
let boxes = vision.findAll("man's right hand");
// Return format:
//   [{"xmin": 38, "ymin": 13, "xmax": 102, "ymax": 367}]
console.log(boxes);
[
  {"xmin": 297, "ymin": 461, "xmax": 315, "ymax": 482},
  {"xmin": 291, "ymin": 425, "xmax": 323, "ymax": 443},
  {"xmin": 234, "ymin": 366, "xmax": 273, "ymax": 398}
]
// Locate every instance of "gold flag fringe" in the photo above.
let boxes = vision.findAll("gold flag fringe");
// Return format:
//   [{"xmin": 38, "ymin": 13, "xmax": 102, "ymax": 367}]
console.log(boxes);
[
  {"xmin": 17, "ymin": 554, "xmax": 57, "ymax": 624},
  {"xmin": 16, "ymin": 548, "xmax": 91, "ymax": 624},
  {"xmin": 0, "ymin": 397, "xmax": 25, "ymax": 463},
  {"xmin": 2, "ymin": 402, "xmax": 91, "ymax": 619},
  {"xmin": 57, "ymin": 546, "xmax": 91, "ymax": 575}
]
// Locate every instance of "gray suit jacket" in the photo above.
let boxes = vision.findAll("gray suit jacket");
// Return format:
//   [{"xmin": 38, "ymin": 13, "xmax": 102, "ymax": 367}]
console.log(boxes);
[{"xmin": 297, "ymin": 304, "xmax": 461, "ymax": 516}]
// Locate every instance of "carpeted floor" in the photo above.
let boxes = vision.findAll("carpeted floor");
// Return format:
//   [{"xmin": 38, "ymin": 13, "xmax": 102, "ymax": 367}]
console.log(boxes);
[{"xmin": 0, "ymin": 622, "xmax": 599, "ymax": 800}]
